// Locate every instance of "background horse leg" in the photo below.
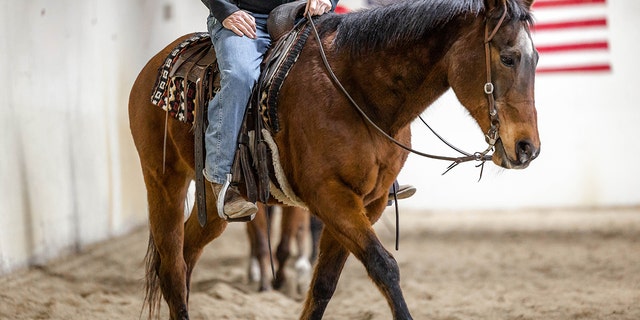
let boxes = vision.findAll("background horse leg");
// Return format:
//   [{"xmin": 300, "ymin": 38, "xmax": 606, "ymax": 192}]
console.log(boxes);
[
  {"xmin": 246, "ymin": 205, "xmax": 312, "ymax": 294},
  {"xmin": 143, "ymin": 173, "xmax": 191, "ymax": 320},
  {"xmin": 245, "ymin": 203, "xmax": 272, "ymax": 291},
  {"xmin": 291, "ymin": 208, "xmax": 312, "ymax": 295},
  {"xmin": 274, "ymin": 206, "xmax": 312, "ymax": 293},
  {"xmin": 309, "ymin": 215, "xmax": 323, "ymax": 264},
  {"xmin": 273, "ymin": 206, "xmax": 297, "ymax": 290}
]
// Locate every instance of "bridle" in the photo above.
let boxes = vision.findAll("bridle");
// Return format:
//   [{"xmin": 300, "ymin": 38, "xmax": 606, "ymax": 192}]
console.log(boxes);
[
  {"xmin": 307, "ymin": 1, "xmax": 510, "ymax": 176},
  {"xmin": 482, "ymin": 0, "xmax": 509, "ymax": 161}
]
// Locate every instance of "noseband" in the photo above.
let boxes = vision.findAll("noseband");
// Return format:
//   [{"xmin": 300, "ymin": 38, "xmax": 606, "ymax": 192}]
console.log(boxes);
[{"xmin": 307, "ymin": 1, "xmax": 509, "ymax": 175}]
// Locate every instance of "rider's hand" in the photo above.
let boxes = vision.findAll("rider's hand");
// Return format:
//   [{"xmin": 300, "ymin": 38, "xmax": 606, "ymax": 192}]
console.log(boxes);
[
  {"xmin": 305, "ymin": 0, "xmax": 333, "ymax": 17},
  {"xmin": 222, "ymin": 10, "xmax": 257, "ymax": 38}
]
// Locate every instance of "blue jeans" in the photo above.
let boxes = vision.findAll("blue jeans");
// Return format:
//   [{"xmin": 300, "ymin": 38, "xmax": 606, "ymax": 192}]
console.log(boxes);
[{"xmin": 204, "ymin": 13, "xmax": 271, "ymax": 184}]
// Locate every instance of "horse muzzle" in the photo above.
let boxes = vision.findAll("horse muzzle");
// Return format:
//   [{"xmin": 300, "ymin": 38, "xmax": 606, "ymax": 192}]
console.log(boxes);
[{"xmin": 493, "ymin": 139, "xmax": 540, "ymax": 169}]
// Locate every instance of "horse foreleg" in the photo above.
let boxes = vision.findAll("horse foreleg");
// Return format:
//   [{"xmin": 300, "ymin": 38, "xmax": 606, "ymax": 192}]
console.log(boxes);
[
  {"xmin": 304, "ymin": 198, "xmax": 412, "ymax": 320},
  {"xmin": 300, "ymin": 229, "xmax": 349, "ymax": 320},
  {"xmin": 358, "ymin": 231, "xmax": 411, "ymax": 320}
]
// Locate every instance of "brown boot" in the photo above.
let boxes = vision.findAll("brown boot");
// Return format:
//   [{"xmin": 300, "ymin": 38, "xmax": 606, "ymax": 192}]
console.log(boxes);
[{"xmin": 211, "ymin": 183, "xmax": 258, "ymax": 220}]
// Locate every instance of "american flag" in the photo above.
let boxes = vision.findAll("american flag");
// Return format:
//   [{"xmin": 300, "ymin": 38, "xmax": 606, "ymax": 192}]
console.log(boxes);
[
  {"xmin": 342, "ymin": 0, "xmax": 613, "ymax": 74},
  {"xmin": 531, "ymin": 0, "xmax": 612, "ymax": 73}
]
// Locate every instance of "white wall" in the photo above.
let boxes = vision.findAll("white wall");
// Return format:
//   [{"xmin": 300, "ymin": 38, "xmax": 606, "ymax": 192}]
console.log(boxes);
[
  {"xmin": 0, "ymin": 0, "xmax": 209, "ymax": 274},
  {"xmin": 1, "ymin": 0, "xmax": 638, "ymax": 274}
]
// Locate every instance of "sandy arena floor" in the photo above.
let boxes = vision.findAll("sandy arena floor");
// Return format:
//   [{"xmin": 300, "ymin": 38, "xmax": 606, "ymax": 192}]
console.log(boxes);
[{"xmin": 1, "ymin": 207, "xmax": 639, "ymax": 320}]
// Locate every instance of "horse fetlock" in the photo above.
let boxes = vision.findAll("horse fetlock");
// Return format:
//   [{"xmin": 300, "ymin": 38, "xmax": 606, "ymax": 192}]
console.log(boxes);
[
  {"xmin": 248, "ymin": 257, "xmax": 261, "ymax": 282},
  {"xmin": 366, "ymin": 250, "xmax": 400, "ymax": 284},
  {"xmin": 295, "ymin": 256, "xmax": 312, "ymax": 294}
]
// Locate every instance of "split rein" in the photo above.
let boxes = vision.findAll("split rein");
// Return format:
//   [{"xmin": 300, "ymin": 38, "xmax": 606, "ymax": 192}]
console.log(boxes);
[{"xmin": 306, "ymin": 3, "xmax": 509, "ymax": 180}]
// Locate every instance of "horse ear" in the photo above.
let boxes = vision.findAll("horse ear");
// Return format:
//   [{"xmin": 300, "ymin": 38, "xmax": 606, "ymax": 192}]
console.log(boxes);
[
  {"xmin": 521, "ymin": 0, "xmax": 535, "ymax": 9},
  {"xmin": 484, "ymin": 0, "xmax": 507, "ymax": 10},
  {"xmin": 484, "ymin": 0, "xmax": 499, "ymax": 10}
]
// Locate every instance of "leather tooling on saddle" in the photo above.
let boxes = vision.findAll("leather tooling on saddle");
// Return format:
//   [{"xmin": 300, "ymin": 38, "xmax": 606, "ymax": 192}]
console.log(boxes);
[{"xmin": 258, "ymin": 4, "xmax": 312, "ymax": 132}]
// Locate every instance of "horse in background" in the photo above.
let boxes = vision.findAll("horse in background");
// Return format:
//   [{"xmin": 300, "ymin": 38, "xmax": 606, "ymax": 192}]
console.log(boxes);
[
  {"xmin": 128, "ymin": 0, "xmax": 539, "ymax": 318},
  {"xmin": 246, "ymin": 204, "xmax": 314, "ymax": 294}
]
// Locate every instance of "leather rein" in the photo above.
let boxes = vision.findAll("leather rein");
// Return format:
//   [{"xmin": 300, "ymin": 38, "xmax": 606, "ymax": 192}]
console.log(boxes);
[{"xmin": 307, "ymin": 2, "xmax": 509, "ymax": 176}]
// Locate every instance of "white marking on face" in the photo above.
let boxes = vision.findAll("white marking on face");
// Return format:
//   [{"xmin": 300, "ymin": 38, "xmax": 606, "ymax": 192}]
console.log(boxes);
[{"xmin": 516, "ymin": 28, "xmax": 534, "ymax": 60}]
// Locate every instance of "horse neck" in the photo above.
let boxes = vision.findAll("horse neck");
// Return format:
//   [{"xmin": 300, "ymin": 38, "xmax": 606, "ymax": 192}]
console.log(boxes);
[{"xmin": 337, "ymin": 25, "xmax": 465, "ymax": 136}]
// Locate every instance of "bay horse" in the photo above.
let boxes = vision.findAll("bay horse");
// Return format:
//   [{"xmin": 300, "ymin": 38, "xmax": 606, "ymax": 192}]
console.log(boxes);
[{"xmin": 128, "ymin": 0, "xmax": 539, "ymax": 319}]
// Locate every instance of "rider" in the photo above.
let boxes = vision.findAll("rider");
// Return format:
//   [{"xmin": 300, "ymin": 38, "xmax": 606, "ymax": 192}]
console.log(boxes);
[
  {"xmin": 201, "ymin": 0, "xmax": 337, "ymax": 220},
  {"xmin": 201, "ymin": 0, "xmax": 414, "ymax": 220}
]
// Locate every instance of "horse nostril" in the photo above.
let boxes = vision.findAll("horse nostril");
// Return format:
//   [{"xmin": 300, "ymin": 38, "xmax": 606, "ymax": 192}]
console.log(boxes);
[{"xmin": 516, "ymin": 140, "xmax": 535, "ymax": 164}]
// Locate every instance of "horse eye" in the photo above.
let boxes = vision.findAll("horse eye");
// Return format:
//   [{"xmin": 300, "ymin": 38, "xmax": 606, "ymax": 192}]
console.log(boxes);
[{"xmin": 500, "ymin": 55, "xmax": 515, "ymax": 67}]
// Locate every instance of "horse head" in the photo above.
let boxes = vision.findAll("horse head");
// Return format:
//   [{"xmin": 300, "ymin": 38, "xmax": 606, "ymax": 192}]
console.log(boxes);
[{"xmin": 447, "ymin": 0, "xmax": 540, "ymax": 169}]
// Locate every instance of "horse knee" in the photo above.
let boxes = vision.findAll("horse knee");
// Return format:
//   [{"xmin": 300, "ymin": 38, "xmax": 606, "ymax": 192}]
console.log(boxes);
[
  {"xmin": 363, "ymin": 241, "xmax": 413, "ymax": 319},
  {"xmin": 364, "ymin": 243, "xmax": 400, "ymax": 285}
]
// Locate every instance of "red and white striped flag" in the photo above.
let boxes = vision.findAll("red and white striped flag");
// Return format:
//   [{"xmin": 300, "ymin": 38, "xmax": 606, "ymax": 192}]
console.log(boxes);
[{"xmin": 531, "ymin": 0, "xmax": 611, "ymax": 73}]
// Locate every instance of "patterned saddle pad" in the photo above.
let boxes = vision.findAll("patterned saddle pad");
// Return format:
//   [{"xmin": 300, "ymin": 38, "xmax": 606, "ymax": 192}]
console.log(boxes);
[
  {"xmin": 150, "ymin": 33, "xmax": 214, "ymax": 124},
  {"xmin": 149, "ymin": 20, "xmax": 311, "ymax": 133}
]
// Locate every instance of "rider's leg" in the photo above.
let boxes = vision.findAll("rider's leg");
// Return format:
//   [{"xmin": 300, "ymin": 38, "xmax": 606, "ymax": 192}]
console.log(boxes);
[{"xmin": 204, "ymin": 13, "xmax": 270, "ymax": 219}]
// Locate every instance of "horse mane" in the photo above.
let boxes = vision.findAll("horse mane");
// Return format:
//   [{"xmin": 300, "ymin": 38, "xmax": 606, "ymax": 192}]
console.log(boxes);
[{"xmin": 322, "ymin": 0, "xmax": 533, "ymax": 57}]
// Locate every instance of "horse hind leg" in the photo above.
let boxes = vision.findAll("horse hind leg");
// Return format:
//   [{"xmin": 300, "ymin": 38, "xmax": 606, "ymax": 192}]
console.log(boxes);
[
  {"xmin": 145, "ymin": 176, "xmax": 227, "ymax": 320},
  {"xmin": 182, "ymin": 183, "xmax": 230, "ymax": 294},
  {"xmin": 143, "ymin": 173, "xmax": 192, "ymax": 320}
]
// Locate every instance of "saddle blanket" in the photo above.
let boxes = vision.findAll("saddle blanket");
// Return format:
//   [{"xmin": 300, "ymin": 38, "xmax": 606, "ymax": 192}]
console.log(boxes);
[
  {"xmin": 253, "ymin": 129, "xmax": 308, "ymax": 209},
  {"xmin": 150, "ymin": 32, "xmax": 210, "ymax": 123}
]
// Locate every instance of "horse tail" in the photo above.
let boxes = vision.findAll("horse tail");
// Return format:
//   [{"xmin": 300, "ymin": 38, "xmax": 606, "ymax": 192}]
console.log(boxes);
[{"xmin": 142, "ymin": 231, "xmax": 162, "ymax": 320}]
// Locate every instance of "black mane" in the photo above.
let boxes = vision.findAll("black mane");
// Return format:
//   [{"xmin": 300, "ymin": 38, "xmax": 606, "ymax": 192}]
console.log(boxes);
[{"xmin": 321, "ymin": 0, "xmax": 533, "ymax": 57}]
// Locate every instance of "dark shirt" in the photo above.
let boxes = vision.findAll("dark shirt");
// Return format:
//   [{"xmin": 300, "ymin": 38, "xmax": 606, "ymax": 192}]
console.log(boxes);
[
  {"xmin": 202, "ymin": 0, "xmax": 338, "ymax": 24},
  {"xmin": 203, "ymin": 0, "xmax": 295, "ymax": 22}
]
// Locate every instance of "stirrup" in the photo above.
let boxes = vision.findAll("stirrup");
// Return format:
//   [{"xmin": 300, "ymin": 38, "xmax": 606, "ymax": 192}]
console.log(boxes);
[
  {"xmin": 216, "ymin": 174, "xmax": 256, "ymax": 222},
  {"xmin": 394, "ymin": 184, "xmax": 417, "ymax": 200},
  {"xmin": 388, "ymin": 184, "xmax": 417, "ymax": 203}
]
